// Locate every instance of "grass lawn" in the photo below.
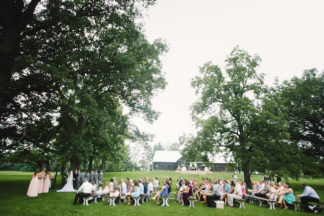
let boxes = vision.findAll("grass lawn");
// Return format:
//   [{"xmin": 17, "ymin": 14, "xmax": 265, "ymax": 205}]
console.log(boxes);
[{"xmin": 0, "ymin": 171, "xmax": 323, "ymax": 216}]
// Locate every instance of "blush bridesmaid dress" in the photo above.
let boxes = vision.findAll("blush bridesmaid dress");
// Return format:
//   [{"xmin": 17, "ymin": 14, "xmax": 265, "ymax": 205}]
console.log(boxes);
[
  {"xmin": 27, "ymin": 174, "xmax": 39, "ymax": 197},
  {"xmin": 42, "ymin": 173, "xmax": 51, "ymax": 193}
]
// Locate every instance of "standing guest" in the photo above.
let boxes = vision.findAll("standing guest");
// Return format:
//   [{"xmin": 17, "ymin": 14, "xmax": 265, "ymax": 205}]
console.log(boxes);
[
  {"xmin": 73, "ymin": 179, "xmax": 94, "ymax": 205},
  {"xmin": 94, "ymin": 170, "xmax": 98, "ymax": 185},
  {"xmin": 27, "ymin": 168, "xmax": 40, "ymax": 197},
  {"xmin": 274, "ymin": 173, "xmax": 282, "ymax": 184},
  {"xmin": 42, "ymin": 169, "xmax": 52, "ymax": 193},
  {"xmin": 77, "ymin": 170, "xmax": 82, "ymax": 188},
  {"xmin": 73, "ymin": 169, "xmax": 78, "ymax": 189},
  {"xmin": 61, "ymin": 167, "xmax": 68, "ymax": 189},
  {"xmin": 90, "ymin": 170, "xmax": 94, "ymax": 183},
  {"xmin": 86, "ymin": 171, "xmax": 91, "ymax": 182},
  {"xmin": 98, "ymin": 170, "xmax": 103, "ymax": 183},
  {"xmin": 226, "ymin": 180, "xmax": 242, "ymax": 207},
  {"xmin": 38, "ymin": 168, "xmax": 45, "ymax": 194},
  {"xmin": 113, "ymin": 177, "xmax": 118, "ymax": 188},
  {"xmin": 278, "ymin": 182, "xmax": 296, "ymax": 209},
  {"xmin": 297, "ymin": 183, "xmax": 320, "ymax": 212}
]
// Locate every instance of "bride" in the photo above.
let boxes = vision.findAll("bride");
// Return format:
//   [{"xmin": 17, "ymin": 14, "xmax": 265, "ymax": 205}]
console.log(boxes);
[{"xmin": 57, "ymin": 171, "xmax": 76, "ymax": 192}]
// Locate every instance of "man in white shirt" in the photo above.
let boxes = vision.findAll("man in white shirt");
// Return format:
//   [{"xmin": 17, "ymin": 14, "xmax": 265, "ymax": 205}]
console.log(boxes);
[
  {"xmin": 73, "ymin": 179, "xmax": 94, "ymax": 205},
  {"xmin": 297, "ymin": 183, "xmax": 320, "ymax": 212}
]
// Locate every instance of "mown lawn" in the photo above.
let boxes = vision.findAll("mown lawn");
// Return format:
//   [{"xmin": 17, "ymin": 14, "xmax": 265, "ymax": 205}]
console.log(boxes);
[{"xmin": 0, "ymin": 171, "xmax": 323, "ymax": 216}]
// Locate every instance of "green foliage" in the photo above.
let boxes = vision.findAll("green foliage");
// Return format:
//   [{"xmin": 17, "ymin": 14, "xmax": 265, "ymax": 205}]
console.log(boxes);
[
  {"xmin": 191, "ymin": 47, "xmax": 264, "ymax": 185},
  {"xmin": 0, "ymin": 0, "xmax": 166, "ymax": 171}
]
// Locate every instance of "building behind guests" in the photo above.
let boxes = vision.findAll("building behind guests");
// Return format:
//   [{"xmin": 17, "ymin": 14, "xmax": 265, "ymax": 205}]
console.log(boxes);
[{"xmin": 152, "ymin": 150, "xmax": 229, "ymax": 172}]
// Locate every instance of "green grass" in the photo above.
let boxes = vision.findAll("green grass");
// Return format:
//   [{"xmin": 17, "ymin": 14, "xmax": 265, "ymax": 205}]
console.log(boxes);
[{"xmin": 0, "ymin": 171, "xmax": 323, "ymax": 216}]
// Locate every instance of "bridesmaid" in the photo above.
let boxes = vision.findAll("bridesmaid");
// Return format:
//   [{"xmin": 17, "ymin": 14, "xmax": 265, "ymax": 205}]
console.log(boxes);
[
  {"xmin": 38, "ymin": 168, "xmax": 45, "ymax": 194},
  {"xmin": 27, "ymin": 168, "xmax": 40, "ymax": 197},
  {"xmin": 42, "ymin": 168, "xmax": 52, "ymax": 193}
]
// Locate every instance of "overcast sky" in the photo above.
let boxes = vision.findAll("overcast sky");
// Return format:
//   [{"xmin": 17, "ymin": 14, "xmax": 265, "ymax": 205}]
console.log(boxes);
[{"xmin": 129, "ymin": 0, "xmax": 324, "ymax": 150}]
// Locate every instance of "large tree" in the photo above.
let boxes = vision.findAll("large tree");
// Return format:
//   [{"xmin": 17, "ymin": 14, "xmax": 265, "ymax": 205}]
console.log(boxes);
[
  {"xmin": 275, "ymin": 69, "xmax": 324, "ymax": 176},
  {"xmin": 1, "ymin": 0, "xmax": 166, "ymax": 169},
  {"xmin": 191, "ymin": 47, "xmax": 264, "ymax": 186}
]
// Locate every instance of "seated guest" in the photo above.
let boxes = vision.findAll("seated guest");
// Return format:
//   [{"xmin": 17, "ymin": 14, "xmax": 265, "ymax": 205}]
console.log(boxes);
[
  {"xmin": 223, "ymin": 180, "xmax": 230, "ymax": 193},
  {"xmin": 166, "ymin": 177, "xmax": 172, "ymax": 193},
  {"xmin": 109, "ymin": 186, "xmax": 120, "ymax": 198},
  {"xmin": 101, "ymin": 182, "xmax": 109, "ymax": 196},
  {"xmin": 196, "ymin": 180, "xmax": 208, "ymax": 202},
  {"xmin": 73, "ymin": 179, "xmax": 94, "ymax": 205},
  {"xmin": 147, "ymin": 179, "xmax": 154, "ymax": 196},
  {"xmin": 126, "ymin": 180, "xmax": 140, "ymax": 205},
  {"xmin": 297, "ymin": 183, "xmax": 320, "ymax": 212},
  {"xmin": 248, "ymin": 181, "xmax": 259, "ymax": 195},
  {"xmin": 182, "ymin": 180, "xmax": 193, "ymax": 206},
  {"xmin": 278, "ymin": 182, "xmax": 296, "ymax": 209},
  {"xmin": 255, "ymin": 180, "xmax": 268, "ymax": 198},
  {"xmin": 240, "ymin": 180, "xmax": 246, "ymax": 197},
  {"xmin": 118, "ymin": 180, "xmax": 126, "ymax": 200},
  {"xmin": 153, "ymin": 177, "xmax": 159, "ymax": 191},
  {"xmin": 225, "ymin": 179, "xmax": 242, "ymax": 207},
  {"xmin": 152, "ymin": 180, "xmax": 169, "ymax": 205},
  {"xmin": 265, "ymin": 181, "xmax": 277, "ymax": 200},
  {"xmin": 142, "ymin": 178, "xmax": 148, "ymax": 195},
  {"xmin": 177, "ymin": 180, "xmax": 186, "ymax": 203},
  {"xmin": 108, "ymin": 178, "xmax": 114, "ymax": 193},
  {"xmin": 202, "ymin": 180, "xmax": 214, "ymax": 205},
  {"xmin": 139, "ymin": 179, "xmax": 145, "ymax": 195},
  {"xmin": 96, "ymin": 183, "xmax": 103, "ymax": 196},
  {"xmin": 215, "ymin": 180, "xmax": 226, "ymax": 200}
]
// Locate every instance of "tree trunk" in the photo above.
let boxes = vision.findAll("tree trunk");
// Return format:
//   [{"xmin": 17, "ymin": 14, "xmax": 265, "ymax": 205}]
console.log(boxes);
[
  {"xmin": 101, "ymin": 159, "xmax": 105, "ymax": 171},
  {"xmin": 242, "ymin": 163, "xmax": 252, "ymax": 187},
  {"xmin": 70, "ymin": 155, "xmax": 81, "ymax": 171},
  {"xmin": 88, "ymin": 156, "xmax": 93, "ymax": 172},
  {"xmin": 52, "ymin": 163, "xmax": 59, "ymax": 189}
]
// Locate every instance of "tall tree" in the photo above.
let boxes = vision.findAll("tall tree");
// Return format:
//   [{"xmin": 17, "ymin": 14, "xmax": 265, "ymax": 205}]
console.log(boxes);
[
  {"xmin": 1, "ymin": 0, "xmax": 166, "ymax": 170},
  {"xmin": 191, "ymin": 47, "xmax": 264, "ymax": 186},
  {"xmin": 275, "ymin": 69, "xmax": 324, "ymax": 176}
]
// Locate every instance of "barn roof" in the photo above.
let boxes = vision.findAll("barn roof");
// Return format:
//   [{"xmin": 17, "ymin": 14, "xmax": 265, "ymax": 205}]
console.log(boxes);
[{"xmin": 153, "ymin": 151, "xmax": 182, "ymax": 163}]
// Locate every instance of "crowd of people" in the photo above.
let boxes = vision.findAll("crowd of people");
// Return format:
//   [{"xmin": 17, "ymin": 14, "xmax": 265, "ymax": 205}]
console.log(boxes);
[
  {"xmin": 27, "ymin": 168, "xmax": 321, "ymax": 213},
  {"xmin": 26, "ymin": 168, "xmax": 52, "ymax": 197},
  {"xmin": 73, "ymin": 176, "xmax": 162, "ymax": 205}
]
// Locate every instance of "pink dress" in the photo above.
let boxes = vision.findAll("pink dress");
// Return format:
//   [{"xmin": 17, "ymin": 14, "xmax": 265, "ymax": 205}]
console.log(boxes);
[
  {"xmin": 38, "ymin": 172, "xmax": 44, "ymax": 194},
  {"xmin": 42, "ymin": 174, "xmax": 51, "ymax": 193},
  {"xmin": 27, "ymin": 175, "xmax": 39, "ymax": 197}
]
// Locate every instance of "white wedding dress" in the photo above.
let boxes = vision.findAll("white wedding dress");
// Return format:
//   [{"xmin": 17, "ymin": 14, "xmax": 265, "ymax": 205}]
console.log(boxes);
[{"xmin": 57, "ymin": 171, "xmax": 76, "ymax": 192}]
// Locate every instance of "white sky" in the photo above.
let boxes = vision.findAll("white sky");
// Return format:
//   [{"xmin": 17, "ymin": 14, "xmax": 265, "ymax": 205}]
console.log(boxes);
[{"xmin": 129, "ymin": 0, "xmax": 324, "ymax": 150}]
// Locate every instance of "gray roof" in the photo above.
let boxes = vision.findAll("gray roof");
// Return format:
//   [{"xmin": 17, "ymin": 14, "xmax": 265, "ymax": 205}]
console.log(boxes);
[{"xmin": 153, "ymin": 151, "xmax": 182, "ymax": 163}]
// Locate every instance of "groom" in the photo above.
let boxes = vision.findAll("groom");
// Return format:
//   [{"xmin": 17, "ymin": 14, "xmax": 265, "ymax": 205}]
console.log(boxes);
[{"xmin": 73, "ymin": 179, "xmax": 94, "ymax": 205}]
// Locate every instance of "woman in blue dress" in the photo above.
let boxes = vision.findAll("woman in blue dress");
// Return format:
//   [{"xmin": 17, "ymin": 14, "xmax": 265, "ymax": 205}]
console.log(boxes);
[
  {"xmin": 152, "ymin": 180, "xmax": 169, "ymax": 204},
  {"xmin": 126, "ymin": 180, "xmax": 140, "ymax": 205},
  {"xmin": 278, "ymin": 182, "xmax": 296, "ymax": 209}
]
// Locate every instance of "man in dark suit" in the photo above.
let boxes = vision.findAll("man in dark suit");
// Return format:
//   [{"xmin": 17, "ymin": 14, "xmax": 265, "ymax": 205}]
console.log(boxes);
[
  {"xmin": 61, "ymin": 167, "xmax": 67, "ymax": 189},
  {"xmin": 73, "ymin": 169, "xmax": 79, "ymax": 189}
]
